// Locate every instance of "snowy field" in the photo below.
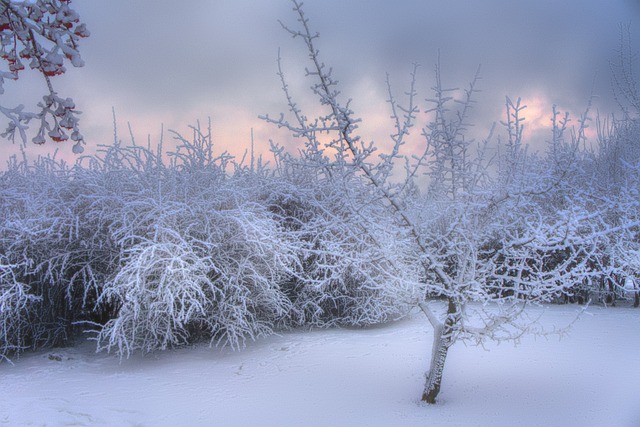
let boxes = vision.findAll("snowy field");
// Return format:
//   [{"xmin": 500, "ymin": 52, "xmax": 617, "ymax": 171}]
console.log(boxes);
[{"xmin": 1, "ymin": 305, "xmax": 639, "ymax": 427}]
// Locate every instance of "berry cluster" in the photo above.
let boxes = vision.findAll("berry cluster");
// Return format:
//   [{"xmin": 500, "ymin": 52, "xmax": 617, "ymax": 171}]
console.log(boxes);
[{"xmin": 0, "ymin": 0, "xmax": 89, "ymax": 150}]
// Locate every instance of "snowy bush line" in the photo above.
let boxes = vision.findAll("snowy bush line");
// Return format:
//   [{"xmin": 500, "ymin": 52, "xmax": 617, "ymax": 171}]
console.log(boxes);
[
  {"xmin": 1, "ymin": 114, "xmax": 639, "ymax": 365},
  {"xmin": 1, "ymin": 113, "xmax": 637, "ymax": 363},
  {"xmin": 0, "ymin": 125, "xmax": 416, "ymax": 360}
]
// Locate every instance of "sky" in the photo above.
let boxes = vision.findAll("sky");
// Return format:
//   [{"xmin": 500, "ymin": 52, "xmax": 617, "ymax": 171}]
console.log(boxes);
[{"xmin": 3, "ymin": 0, "xmax": 640, "ymax": 163}]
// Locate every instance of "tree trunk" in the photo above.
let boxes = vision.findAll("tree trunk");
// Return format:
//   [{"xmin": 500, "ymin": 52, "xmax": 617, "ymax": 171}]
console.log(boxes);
[
  {"xmin": 422, "ymin": 299, "xmax": 458, "ymax": 404},
  {"xmin": 634, "ymin": 290, "xmax": 639, "ymax": 308}
]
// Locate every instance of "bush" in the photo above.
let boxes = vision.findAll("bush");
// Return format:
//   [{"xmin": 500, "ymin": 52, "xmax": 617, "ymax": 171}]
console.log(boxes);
[{"xmin": 0, "ymin": 125, "xmax": 415, "ymax": 360}]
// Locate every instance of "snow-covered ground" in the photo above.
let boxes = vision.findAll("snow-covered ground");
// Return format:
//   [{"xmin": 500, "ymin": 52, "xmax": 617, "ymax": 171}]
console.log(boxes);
[{"xmin": 1, "ymin": 305, "xmax": 638, "ymax": 427}]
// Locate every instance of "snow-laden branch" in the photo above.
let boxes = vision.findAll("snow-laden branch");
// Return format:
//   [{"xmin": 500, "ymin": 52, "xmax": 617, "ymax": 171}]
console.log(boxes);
[{"xmin": 0, "ymin": 0, "xmax": 88, "ymax": 150}]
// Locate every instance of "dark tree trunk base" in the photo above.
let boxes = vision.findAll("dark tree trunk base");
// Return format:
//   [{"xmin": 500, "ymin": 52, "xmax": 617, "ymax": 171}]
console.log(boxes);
[
  {"xmin": 422, "ymin": 385, "xmax": 440, "ymax": 404},
  {"xmin": 421, "ymin": 299, "xmax": 458, "ymax": 404}
]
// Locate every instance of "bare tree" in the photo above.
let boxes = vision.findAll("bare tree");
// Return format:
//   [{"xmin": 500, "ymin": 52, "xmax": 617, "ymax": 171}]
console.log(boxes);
[
  {"xmin": 264, "ymin": 0, "xmax": 605, "ymax": 403},
  {"xmin": 0, "ymin": 0, "xmax": 89, "ymax": 152}
]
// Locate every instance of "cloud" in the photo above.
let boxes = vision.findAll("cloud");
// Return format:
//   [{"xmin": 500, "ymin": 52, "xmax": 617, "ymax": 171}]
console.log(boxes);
[{"xmin": 1, "ymin": 0, "xmax": 639, "ymax": 163}]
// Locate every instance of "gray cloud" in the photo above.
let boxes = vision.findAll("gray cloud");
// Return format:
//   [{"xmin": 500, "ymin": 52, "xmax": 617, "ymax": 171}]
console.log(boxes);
[{"xmin": 3, "ymin": 0, "xmax": 640, "ymax": 158}]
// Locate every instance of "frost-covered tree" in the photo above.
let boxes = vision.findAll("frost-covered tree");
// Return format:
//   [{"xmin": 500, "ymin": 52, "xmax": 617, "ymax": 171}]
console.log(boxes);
[
  {"xmin": 592, "ymin": 134, "xmax": 640, "ymax": 304},
  {"xmin": 0, "ymin": 0, "xmax": 88, "ymax": 152},
  {"xmin": 564, "ymin": 25, "xmax": 640, "ymax": 307},
  {"xmin": 264, "ymin": 0, "xmax": 609, "ymax": 403}
]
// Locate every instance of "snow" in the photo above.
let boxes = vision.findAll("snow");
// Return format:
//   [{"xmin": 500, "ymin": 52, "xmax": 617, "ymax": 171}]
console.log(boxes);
[{"xmin": 1, "ymin": 305, "xmax": 639, "ymax": 427}]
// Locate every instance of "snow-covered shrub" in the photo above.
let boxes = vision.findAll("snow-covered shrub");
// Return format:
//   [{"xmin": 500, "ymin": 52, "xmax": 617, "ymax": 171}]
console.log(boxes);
[
  {"xmin": 0, "ymin": 155, "xmax": 103, "ymax": 349},
  {"xmin": 75, "ymin": 126, "xmax": 301, "ymax": 356},
  {"xmin": 0, "ymin": 258, "xmax": 41, "ymax": 359},
  {"xmin": 259, "ymin": 158, "xmax": 418, "ymax": 328},
  {"xmin": 94, "ymin": 191, "xmax": 300, "ymax": 356}
]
